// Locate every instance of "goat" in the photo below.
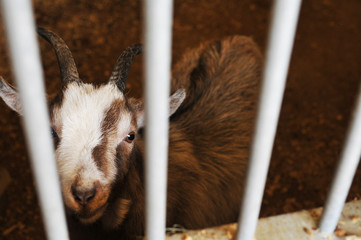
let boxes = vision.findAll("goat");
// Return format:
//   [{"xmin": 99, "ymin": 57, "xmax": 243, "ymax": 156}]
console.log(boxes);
[{"xmin": 0, "ymin": 28, "xmax": 262, "ymax": 239}]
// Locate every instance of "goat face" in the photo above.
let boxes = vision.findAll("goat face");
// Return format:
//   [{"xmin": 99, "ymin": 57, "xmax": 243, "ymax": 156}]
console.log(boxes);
[
  {"xmin": 0, "ymin": 29, "xmax": 185, "ymax": 225},
  {"xmin": 51, "ymin": 81, "xmax": 136, "ymax": 224}
]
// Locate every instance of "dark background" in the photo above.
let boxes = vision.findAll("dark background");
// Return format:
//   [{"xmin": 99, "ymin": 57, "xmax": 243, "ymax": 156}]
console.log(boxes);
[{"xmin": 0, "ymin": 0, "xmax": 360, "ymax": 239}]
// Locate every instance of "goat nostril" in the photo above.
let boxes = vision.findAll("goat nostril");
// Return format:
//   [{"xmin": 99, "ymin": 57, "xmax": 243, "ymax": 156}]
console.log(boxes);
[{"xmin": 71, "ymin": 187, "xmax": 96, "ymax": 204}]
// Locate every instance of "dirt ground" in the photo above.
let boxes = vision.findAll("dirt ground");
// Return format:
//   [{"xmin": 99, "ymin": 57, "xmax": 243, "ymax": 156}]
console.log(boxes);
[{"xmin": 0, "ymin": 0, "xmax": 360, "ymax": 239}]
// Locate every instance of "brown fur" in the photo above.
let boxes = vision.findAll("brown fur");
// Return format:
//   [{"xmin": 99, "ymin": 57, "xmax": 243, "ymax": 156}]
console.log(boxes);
[
  {"xmin": 69, "ymin": 35, "xmax": 262, "ymax": 240},
  {"xmin": 168, "ymin": 36, "xmax": 261, "ymax": 228},
  {"xmin": 101, "ymin": 99, "xmax": 124, "ymax": 135},
  {"xmin": 93, "ymin": 99, "xmax": 124, "ymax": 175},
  {"xmin": 0, "ymin": 34, "xmax": 262, "ymax": 239},
  {"xmin": 22, "ymin": 35, "xmax": 265, "ymax": 240}
]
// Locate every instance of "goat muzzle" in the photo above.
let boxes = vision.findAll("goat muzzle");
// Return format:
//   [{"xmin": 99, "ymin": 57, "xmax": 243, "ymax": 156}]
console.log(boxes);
[{"xmin": 71, "ymin": 186, "xmax": 97, "ymax": 205}]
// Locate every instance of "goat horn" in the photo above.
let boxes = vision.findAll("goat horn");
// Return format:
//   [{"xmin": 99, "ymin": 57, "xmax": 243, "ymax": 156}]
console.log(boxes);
[
  {"xmin": 37, "ymin": 28, "xmax": 81, "ymax": 86},
  {"xmin": 109, "ymin": 44, "xmax": 143, "ymax": 92}
]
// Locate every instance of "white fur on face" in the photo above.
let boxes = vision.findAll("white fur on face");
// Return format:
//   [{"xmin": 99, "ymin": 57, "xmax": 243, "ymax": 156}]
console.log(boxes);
[{"xmin": 52, "ymin": 82, "xmax": 132, "ymax": 194}]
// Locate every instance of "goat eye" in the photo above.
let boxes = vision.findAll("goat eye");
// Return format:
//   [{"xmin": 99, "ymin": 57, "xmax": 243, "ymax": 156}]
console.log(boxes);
[
  {"xmin": 51, "ymin": 128, "xmax": 58, "ymax": 138},
  {"xmin": 126, "ymin": 132, "xmax": 135, "ymax": 143}
]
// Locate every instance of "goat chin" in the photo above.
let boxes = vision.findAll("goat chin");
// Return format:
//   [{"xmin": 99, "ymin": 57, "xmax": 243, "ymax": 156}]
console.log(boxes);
[{"xmin": 78, "ymin": 204, "xmax": 108, "ymax": 224}]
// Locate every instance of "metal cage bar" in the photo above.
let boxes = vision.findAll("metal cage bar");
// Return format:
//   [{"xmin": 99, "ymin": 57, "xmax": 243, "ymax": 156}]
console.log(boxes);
[
  {"xmin": 0, "ymin": 0, "xmax": 69, "ymax": 240},
  {"xmin": 143, "ymin": 0, "xmax": 174, "ymax": 240},
  {"xmin": 236, "ymin": 1, "xmax": 302, "ymax": 240},
  {"xmin": 319, "ymin": 83, "xmax": 361, "ymax": 233},
  {"xmin": 3, "ymin": 0, "xmax": 360, "ymax": 239}
]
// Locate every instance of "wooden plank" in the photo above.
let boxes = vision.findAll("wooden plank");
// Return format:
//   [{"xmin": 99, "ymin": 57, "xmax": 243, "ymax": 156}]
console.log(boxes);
[{"xmin": 166, "ymin": 200, "xmax": 361, "ymax": 240}]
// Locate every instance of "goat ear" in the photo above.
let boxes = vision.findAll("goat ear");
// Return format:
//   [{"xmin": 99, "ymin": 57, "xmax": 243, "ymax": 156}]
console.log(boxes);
[
  {"xmin": 169, "ymin": 88, "xmax": 186, "ymax": 117},
  {"xmin": 0, "ymin": 77, "xmax": 23, "ymax": 115},
  {"xmin": 130, "ymin": 88, "xmax": 186, "ymax": 128}
]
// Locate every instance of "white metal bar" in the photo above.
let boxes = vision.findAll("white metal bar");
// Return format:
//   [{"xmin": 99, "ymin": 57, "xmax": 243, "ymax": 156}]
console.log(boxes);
[
  {"xmin": 0, "ymin": 1, "xmax": 69, "ymax": 240},
  {"xmin": 236, "ymin": 1, "xmax": 302, "ymax": 240},
  {"xmin": 143, "ymin": 0, "xmax": 174, "ymax": 240},
  {"xmin": 319, "ymin": 83, "xmax": 361, "ymax": 233}
]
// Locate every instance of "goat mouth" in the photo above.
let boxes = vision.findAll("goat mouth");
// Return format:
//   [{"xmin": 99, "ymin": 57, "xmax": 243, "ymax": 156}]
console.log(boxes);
[{"xmin": 73, "ymin": 204, "xmax": 108, "ymax": 224}]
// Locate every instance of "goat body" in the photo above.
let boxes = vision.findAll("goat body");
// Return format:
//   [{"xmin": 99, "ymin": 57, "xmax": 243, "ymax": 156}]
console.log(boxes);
[{"xmin": 0, "ymin": 30, "xmax": 262, "ymax": 240}]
